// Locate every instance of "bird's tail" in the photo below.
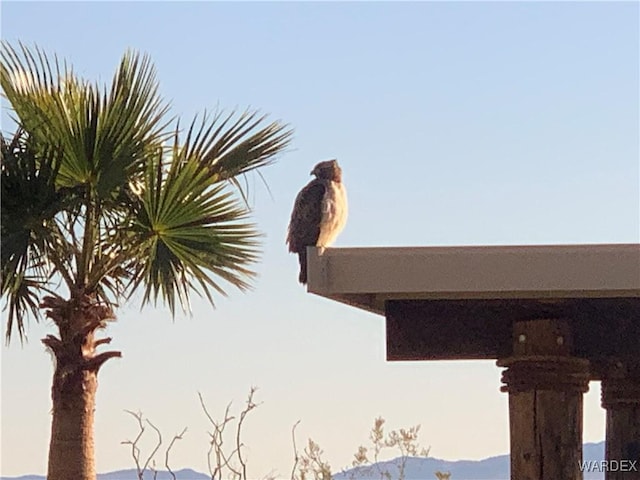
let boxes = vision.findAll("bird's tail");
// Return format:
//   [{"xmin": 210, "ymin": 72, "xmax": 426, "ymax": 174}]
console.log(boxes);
[{"xmin": 298, "ymin": 249, "xmax": 308, "ymax": 284}]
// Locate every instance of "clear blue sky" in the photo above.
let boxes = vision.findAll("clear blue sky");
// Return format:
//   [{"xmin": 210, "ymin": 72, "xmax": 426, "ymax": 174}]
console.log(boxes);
[{"xmin": 1, "ymin": 1, "xmax": 638, "ymax": 477}]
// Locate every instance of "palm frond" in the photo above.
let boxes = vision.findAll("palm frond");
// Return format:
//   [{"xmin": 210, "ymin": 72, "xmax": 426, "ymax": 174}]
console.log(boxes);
[
  {"xmin": 185, "ymin": 110, "xmax": 293, "ymax": 203},
  {"xmin": 88, "ymin": 110, "xmax": 292, "ymax": 315},
  {"xmin": 0, "ymin": 129, "xmax": 74, "ymax": 342},
  {"xmin": 1, "ymin": 41, "xmax": 171, "ymax": 202},
  {"xmin": 123, "ymin": 142, "xmax": 261, "ymax": 316},
  {"xmin": 3, "ymin": 272, "xmax": 44, "ymax": 342}
]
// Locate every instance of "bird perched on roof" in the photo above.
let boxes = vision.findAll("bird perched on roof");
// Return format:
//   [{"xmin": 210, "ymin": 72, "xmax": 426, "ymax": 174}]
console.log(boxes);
[{"xmin": 286, "ymin": 159, "xmax": 348, "ymax": 284}]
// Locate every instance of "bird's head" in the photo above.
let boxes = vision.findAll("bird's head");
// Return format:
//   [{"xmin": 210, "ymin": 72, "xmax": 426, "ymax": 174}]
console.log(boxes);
[{"xmin": 311, "ymin": 159, "xmax": 342, "ymax": 181}]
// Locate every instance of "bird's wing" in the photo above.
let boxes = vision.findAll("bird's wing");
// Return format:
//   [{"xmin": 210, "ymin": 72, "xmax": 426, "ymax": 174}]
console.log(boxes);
[{"xmin": 286, "ymin": 180, "xmax": 327, "ymax": 253}]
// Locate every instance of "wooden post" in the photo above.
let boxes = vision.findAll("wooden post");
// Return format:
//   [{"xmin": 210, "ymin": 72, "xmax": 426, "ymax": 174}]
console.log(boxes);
[
  {"xmin": 497, "ymin": 319, "xmax": 590, "ymax": 480},
  {"xmin": 601, "ymin": 360, "xmax": 640, "ymax": 480}
]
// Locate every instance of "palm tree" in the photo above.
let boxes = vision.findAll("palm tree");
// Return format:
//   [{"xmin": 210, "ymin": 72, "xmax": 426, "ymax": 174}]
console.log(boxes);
[{"xmin": 1, "ymin": 42, "xmax": 293, "ymax": 480}]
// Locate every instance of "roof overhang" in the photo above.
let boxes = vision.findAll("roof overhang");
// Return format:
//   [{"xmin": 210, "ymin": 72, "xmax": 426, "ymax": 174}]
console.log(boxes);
[{"xmin": 306, "ymin": 243, "xmax": 640, "ymax": 315}]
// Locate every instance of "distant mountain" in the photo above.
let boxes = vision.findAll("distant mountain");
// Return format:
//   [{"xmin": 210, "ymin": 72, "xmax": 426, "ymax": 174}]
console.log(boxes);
[
  {"xmin": 0, "ymin": 469, "xmax": 208, "ymax": 480},
  {"xmin": 335, "ymin": 441, "xmax": 605, "ymax": 480},
  {"xmin": 0, "ymin": 442, "xmax": 606, "ymax": 480}
]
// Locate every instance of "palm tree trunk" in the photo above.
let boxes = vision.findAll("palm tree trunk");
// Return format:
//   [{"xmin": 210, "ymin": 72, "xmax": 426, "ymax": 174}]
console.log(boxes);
[
  {"xmin": 41, "ymin": 295, "xmax": 121, "ymax": 480},
  {"xmin": 47, "ymin": 364, "xmax": 98, "ymax": 480}
]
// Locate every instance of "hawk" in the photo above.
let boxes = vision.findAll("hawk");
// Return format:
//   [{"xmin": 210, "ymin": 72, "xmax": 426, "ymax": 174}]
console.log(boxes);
[{"xmin": 286, "ymin": 159, "xmax": 348, "ymax": 284}]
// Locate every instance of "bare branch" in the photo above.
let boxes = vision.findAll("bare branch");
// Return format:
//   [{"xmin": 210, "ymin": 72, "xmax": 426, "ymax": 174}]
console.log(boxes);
[
  {"xmin": 142, "ymin": 418, "xmax": 163, "ymax": 474},
  {"xmin": 199, "ymin": 392, "xmax": 231, "ymax": 479},
  {"xmin": 199, "ymin": 392, "xmax": 234, "ymax": 479},
  {"xmin": 166, "ymin": 427, "xmax": 188, "ymax": 480},
  {"xmin": 199, "ymin": 389, "xmax": 262, "ymax": 480},
  {"xmin": 213, "ymin": 404, "xmax": 240, "ymax": 479},
  {"xmin": 291, "ymin": 420, "xmax": 301, "ymax": 480},
  {"xmin": 435, "ymin": 472, "xmax": 451, "ymax": 480},
  {"xmin": 262, "ymin": 470, "xmax": 277, "ymax": 480},
  {"xmin": 121, "ymin": 410, "xmax": 146, "ymax": 480},
  {"xmin": 121, "ymin": 410, "xmax": 163, "ymax": 480},
  {"xmin": 344, "ymin": 417, "xmax": 430, "ymax": 480},
  {"xmin": 236, "ymin": 386, "xmax": 260, "ymax": 480},
  {"xmin": 198, "ymin": 391, "xmax": 220, "ymax": 429}
]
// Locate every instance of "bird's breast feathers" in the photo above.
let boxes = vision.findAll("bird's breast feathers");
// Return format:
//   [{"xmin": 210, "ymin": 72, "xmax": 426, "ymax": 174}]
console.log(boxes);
[{"xmin": 317, "ymin": 181, "xmax": 348, "ymax": 247}]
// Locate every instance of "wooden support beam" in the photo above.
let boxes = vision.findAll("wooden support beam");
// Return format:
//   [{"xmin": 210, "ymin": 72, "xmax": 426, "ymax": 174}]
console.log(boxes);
[
  {"xmin": 601, "ymin": 359, "xmax": 640, "ymax": 480},
  {"xmin": 497, "ymin": 319, "xmax": 590, "ymax": 480}
]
